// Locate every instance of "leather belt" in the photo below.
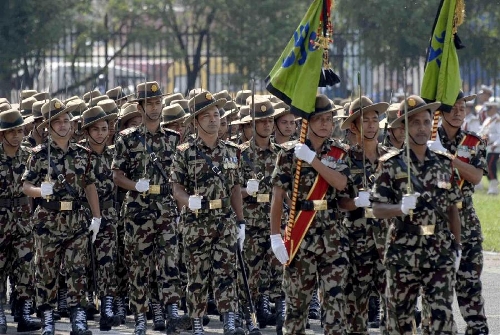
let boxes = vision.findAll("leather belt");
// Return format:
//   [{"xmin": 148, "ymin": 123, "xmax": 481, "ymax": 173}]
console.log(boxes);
[
  {"xmin": 0, "ymin": 197, "xmax": 29, "ymax": 207},
  {"xmin": 457, "ymin": 196, "xmax": 473, "ymax": 210},
  {"xmin": 40, "ymin": 199, "xmax": 74, "ymax": 211},
  {"xmin": 245, "ymin": 193, "xmax": 271, "ymax": 204},
  {"xmin": 296, "ymin": 199, "xmax": 336, "ymax": 211},
  {"xmin": 82, "ymin": 199, "xmax": 114, "ymax": 210},
  {"xmin": 131, "ymin": 184, "xmax": 171, "ymax": 196},
  {"xmin": 394, "ymin": 219, "xmax": 435, "ymax": 236},
  {"xmin": 200, "ymin": 198, "xmax": 230, "ymax": 210}
]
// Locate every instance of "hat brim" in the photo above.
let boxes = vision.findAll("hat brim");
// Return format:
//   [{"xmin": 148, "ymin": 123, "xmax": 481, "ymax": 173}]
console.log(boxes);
[
  {"xmin": 37, "ymin": 104, "xmax": 80, "ymax": 131},
  {"xmin": 390, "ymin": 102, "xmax": 441, "ymax": 128},
  {"xmin": 230, "ymin": 118, "xmax": 251, "ymax": 126},
  {"xmin": 183, "ymin": 99, "xmax": 227, "ymax": 125},
  {"xmin": 161, "ymin": 114, "xmax": 190, "ymax": 126},
  {"xmin": 240, "ymin": 108, "xmax": 285, "ymax": 122},
  {"xmin": 461, "ymin": 94, "xmax": 476, "ymax": 102},
  {"xmin": 130, "ymin": 93, "xmax": 168, "ymax": 103},
  {"xmin": 340, "ymin": 102, "xmax": 389, "ymax": 130},
  {"xmin": 0, "ymin": 117, "xmax": 33, "ymax": 131},
  {"xmin": 118, "ymin": 111, "xmax": 143, "ymax": 127},
  {"xmin": 81, "ymin": 113, "xmax": 118, "ymax": 130}
]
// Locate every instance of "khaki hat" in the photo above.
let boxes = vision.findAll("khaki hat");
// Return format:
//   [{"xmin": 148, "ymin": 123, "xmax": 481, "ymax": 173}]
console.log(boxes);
[
  {"xmin": 478, "ymin": 85, "xmax": 493, "ymax": 96},
  {"xmin": 230, "ymin": 106, "xmax": 252, "ymax": 125},
  {"xmin": 64, "ymin": 95, "xmax": 81, "ymax": 104},
  {"xmin": 310, "ymin": 94, "xmax": 343, "ymax": 119},
  {"xmin": 131, "ymin": 81, "xmax": 166, "ymax": 102},
  {"xmin": 187, "ymin": 88, "xmax": 207, "ymax": 99},
  {"xmin": 391, "ymin": 95, "xmax": 441, "ymax": 128},
  {"xmin": 21, "ymin": 90, "xmax": 38, "ymax": 99},
  {"xmin": 234, "ymin": 90, "xmax": 252, "ymax": 107},
  {"xmin": 81, "ymin": 106, "xmax": 117, "ymax": 130},
  {"xmin": 241, "ymin": 98, "xmax": 284, "ymax": 122},
  {"xmin": 171, "ymin": 99, "xmax": 190, "ymax": 114},
  {"xmin": 118, "ymin": 103, "xmax": 142, "ymax": 129},
  {"xmin": 32, "ymin": 101, "xmax": 45, "ymax": 120},
  {"xmin": 333, "ymin": 106, "xmax": 349, "ymax": 120},
  {"xmin": 97, "ymin": 99, "xmax": 119, "ymax": 116},
  {"xmin": 272, "ymin": 101, "xmax": 291, "ymax": 119},
  {"xmin": 38, "ymin": 99, "xmax": 80, "ymax": 130},
  {"xmin": 214, "ymin": 90, "xmax": 232, "ymax": 102},
  {"xmin": 161, "ymin": 103, "xmax": 189, "ymax": 126},
  {"xmin": 341, "ymin": 96, "xmax": 389, "ymax": 130},
  {"xmin": 183, "ymin": 92, "xmax": 227, "ymax": 125},
  {"xmin": 379, "ymin": 103, "xmax": 399, "ymax": 129},
  {"xmin": 88, "ymin": 94, "xmax": 109, "ymax": 108},
  {"xmin": 20, "ymin": 97, "xmax": 37, "ymax": 118},
  {"xmin": 0, "ymin": 103, "xmax": 12, "ymax": 112},
  {"xmin": 163, "ymin": 93, "xmax": 184, "ymax": 107},
  {"xmin": 32, "ymin": 92, "xmax": 50, "ymax": 101},
  {"xmin": 83, "ymin": 90, "xmax": 101, "ymax": 103},
  {"xmin": 67, "ymin": 99, "xmax": 88, "ymax": 122},
  {"xmin": 106, "ymin": 86, "xmax": 130, "ymax": 101},
  {"xmin": 223, "ymin": 101, "xmax": 239, "ymax": 118},
  {"xmin": 0, "ymin": 109, "xmax": 32, "ymax": 131},
  {"xmin": 456, "ymin": 90, "xmax": 476, "ymax": 103}
]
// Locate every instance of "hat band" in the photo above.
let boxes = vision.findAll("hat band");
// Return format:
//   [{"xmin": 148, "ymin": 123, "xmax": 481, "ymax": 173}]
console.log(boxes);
[
  {"xmin": 252, "ymin": 106, "xmax": 275, "ymax": 118},
  {"xmin": 192, "ymin": 99, "xmax": 216, "ymax": 112},
  {"xmin": 312, "ymin": 104, "xmax": 333, "ymax": 115},
  {"xmin": 110, "ymin": 92, "xmax": 127, "ymax": 100},
  {"xmin": 21, "ymin": 109, "xmax": 32, "ymax": 116},
  {"xmin": 44, "ymin": 106, "xmax": 66, "ymax": 119},
  {"xmin": 83, "ymin": 113, "xmax": 108, "ymax": 126},
  {"xmin": 397, "ymin": 101, "xmax": 427, "ymax": 117},
  {"xmin": 105, "ymin": 107, "xmax": 119, "ymax": 115},
  {"xmin": 137, "ymin": 90, "xmax": 163, "ymax": 99},
  {"xmin": 0, "ymin": 117, "xmax": 24, "ymax": 129},
  {"xmin": 163, "ymin": 112, "xmax": 185, "ymax": 122}
]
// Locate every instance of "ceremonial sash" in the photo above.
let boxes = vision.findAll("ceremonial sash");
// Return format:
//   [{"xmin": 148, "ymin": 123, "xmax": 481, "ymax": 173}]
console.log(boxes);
[
  {"xmin": 284, "ymin": 145, "xmax": 346, "ymax": 263},
  {"xmin": 454, "ymin": 134, "xmax": 480, "ymax": 188}
]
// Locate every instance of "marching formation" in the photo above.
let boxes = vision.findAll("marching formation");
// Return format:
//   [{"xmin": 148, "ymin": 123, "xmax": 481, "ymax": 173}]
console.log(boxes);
[{"xmin": 0, "ymin": 81, "xmax": 495, "ymax": 335}]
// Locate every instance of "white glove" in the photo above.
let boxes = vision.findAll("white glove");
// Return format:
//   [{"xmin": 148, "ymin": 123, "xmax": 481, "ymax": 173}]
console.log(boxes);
[
  {"xmin": 246, "ymin": 179, "xmax": 259, "ymax": 196},
  {"xmin": 401, "ymin": 193, "xmax": 420, "ymax": 215},
  {"xmin": 294, "ymin": 143, "xmax": 316, "ymax": 164},
  {"xmin": 237, "ymin": 223, "xmax": 246, "ymax": 251},
  {"xmin": 270, "ymin": 234, "xmax": 289, "ymax": 265},
  {"xmin": 135, "ymin": 178, "xmax": 150, "ymax": 193},
  {"xmin": 454, "ymin": 248, "xmax": 462, "ymax": 272},
  {"xmin": 40, "ymin": 181, "xmax": 54, "ymax": 197},
  {"xmin": 188, "ymin": 195, "xmax": 202, "ymax": 211},
  {"xmin": 89, "ymin": 217, "xmax": 101, "ymax": 244},
  {"xmin": 354, "ymin": 191, "xmax": 371, "ymax": 208},
  {"xmin": 427, "ymin": 137, "xmax": 447, "ymax": 153}
]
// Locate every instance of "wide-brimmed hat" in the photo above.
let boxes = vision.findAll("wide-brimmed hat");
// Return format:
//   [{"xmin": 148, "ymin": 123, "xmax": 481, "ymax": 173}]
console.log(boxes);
[
  {"xmin": 272, "ymin": 101, "xmax": 291, "ymax": 120},
  {"xmin": 68, "ymin": 99, "xmax": 88, "ymax": 122},
  {"xmin": 21, "ymin": 90, "xmax": 38, "ymax": 99},
  {"xmin": 171, "ymin": 99, "xmax": 190, "ymax": 115},
  {"xmin": 118, "ymin": 103, "xmax": 142, "ymax": 129},
  {"xmin": 241, "ymin": 98, "xmax": 284, "ymax": 122},
  {"xmin": 456, "ymin": 90, "xmax": 476, "ymax": 103},
  {"xmin": 0, "ymin": 103, "xmax": 11, "ymax": 113},
  {"xmin": 97, "ymin": 99, "xmax": 119, "ymax": 116},
  {"xmin": 32, "ymin": 101, "xmax": 45, "ymax": 120},
  {"xmin": 32, "ymin": 92, "xmax": 50, "ymax": 102},
  {"xmin": 20, "ymin": 97, "xmax": 37, "ymax": 118},
  {"xmin": 83, "ymin": 90, "xmax": 101, "ymax": 103},
  {"xmin": 214, "ymin": 90, "xmax": 232, "ymax": 102},
  {"xmin": 163, "ymin": 93, "xmax": 184, "ymax": 107},
  {"xmin": 0, "ymin": 109, "xmax": 32, "ymax": 131},
  {"xmin": 38, "ymin": 98, "xmax": 80, "ymax": 130},
  {"xmin": 183, "ymin": 92, "xmax": 227, "ymax": 125},
  {"xmin": 333, "ymin": 106, "xmax": 349, "ymax": 120},
  {"xmin": 230, "ymin": 106, "xmax": 252, "ymax": 125},
  {"xmin": 81, "ymin": 106, "xmax": 117, "ymax": 130},
  {"xmin": 223, "ymin": 101, "xmax": 239, "ymax": 118},
  {"xmin": 234, "ymin": 90, "xmax": 252, "ymax": 107},
  {"xmin": 106, "ymin": 86, "xmax": 131, "ymax": 102},
  {"xmin": 379, "ymin": 103, "xmax": 400, "ymax": 129},
  {"xmin": 310, "ymin": 94, "xmax": 343, "ymax": 119},
  {"xmin": 187, "ymin": 88, "xmax": 207, "ymax": 99},
  {"xmin": 341, "ymin": 96, "xmax": 389, "ymax": 130},
  {"xmin": 131, "ymin": 81, "xmax": 166, "ymax": 102},
  {"xmin": 391, "ymin": 95, "xmax": 441, "ymax": 128},
  {"xmin": 478, "ymin": 85, "xmax": 493, "ymax": 96},
  {"xmin": 161, "ymin": 103, "xmax": 190, "ymax": 126},
  {"xmin": 88, "ymin": 94, "xmax": 109, "ymax": 108}
]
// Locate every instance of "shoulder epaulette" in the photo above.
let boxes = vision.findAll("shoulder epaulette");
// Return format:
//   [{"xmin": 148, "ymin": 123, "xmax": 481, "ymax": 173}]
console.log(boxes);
[
  {"xmin": 119, "ymin": 126, "xmax": 138, "ymax": 136},
  {"xmin": 433, "ymin": 150, "xmax": 454, "ymax": 161},
  {"xmin": 331, "ymin": 138, "xmax": 349, "ymax": 153},
  {"xmin": 31, "ymin": 144, "xmax": 46, "ymax": 154},
  {"xmin": 225, "ymin": 140, "xmax": 240, "ymax": 150},
  {"xmin": 239, "ymin": 141, "xmax": 250, "ymax": 151},
  {"xmin": 462, "ymin": 130, "xmax": 482, "ymax": 141},
  {"xmin": 75, "ymin": 143, "xmax": 91, "ymax": 153},
  {"xmin": 163, "ymin": 128, "xmax": 181, "ymax": 137},
  {"xmin": 177, "ymin": 142, "xmax": 190, "ymax": 152},
  {"xmin": 107, "ymin": 144, "xmax": 115, "ymax": 150},
  {"xmin": 20, "ymin": 145, "xmax": 32, "ymax": 154},
  {"xmin": 280, "ymin": 140, "xmax": 298, "ymax": 151},
  {"xmin": 379, "ymin": 149, "xmax": 402, "ymax": 162}
]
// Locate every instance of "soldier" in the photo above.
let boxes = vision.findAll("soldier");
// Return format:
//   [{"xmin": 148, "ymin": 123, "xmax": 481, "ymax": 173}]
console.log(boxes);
[
  {"xmin": 80, "ymin": 106, "xmax": 121, "ymax": 331},
  {"xmin": 230, "ymin": 106, "xmax": 252, "ymax": 144},
  {"xmin": 271, "ymin": 101, "xmax": 296, "ymax": 145},
  {"xmin": 270, "ymin": 94, "xmax": 350, "ymax": 335},
  {"xmin": 380, "ymin": 103, "xmax": 405, "ymax": 149},
  {"xmin": 171, "ymin": 91, "xmax": 245, "ymax": 335},
  {"xmin": 23, "ymin": 100, "xmax": 48, "ymax": 148},
  {"xmin": 337, "ymin": 96, "xmax": 390, "ymax": 335},
  {"xmin": 106, "ymin": 86, "xmax": 131, "ymax": 107},
  {"xmin": 160, "ymin": 103, "xmax": 190, "ymax": 141},
  {"xmin": 22, "ymin": 98, "xmax": 102, "ymax": 335},
  {"xmin": 463, "ymin": 99, "xmax": 481, "ymax": 134},
  {"xmin": 478, "ymin": 101, "xmax": 500, "ymax": 195},
  {"xmin": 371, "ymin": 95, "xmax": 462, "ymax": 334},
  {"xmin": 112, "ymin": 81, "xmax": 185, "ymax": 335},
  {"xmin": 426, "ymin": 90, "xmax": 489, "ymax": 334},
  {"xmin": 0, "ymin": 110, "xmax": 41, "ymax": 334}
]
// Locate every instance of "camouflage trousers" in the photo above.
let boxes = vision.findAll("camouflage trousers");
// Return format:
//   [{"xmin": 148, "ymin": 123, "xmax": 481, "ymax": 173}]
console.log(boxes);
[
  {"xmin": 124, "ymin": 210, "xmax": 180, "ymax": 313},
  {"xmin": 284, "ymin": 246, "xmax": 348, "ymax": 335},
  {"xmin": 177, "ymin": 219, "xmax": 188, "ymax": 296},
  {"xmin": 386, "ymin": 263, "xmax": 455, "ymax": 335},
  {"xmin": 371, "ymin": 224, "xmax": 390, "ymax": 334},
  {"xmin": 182, "ymin": 214, "xmax": 238, "ymax": 318},
  {"xmin": 115, "ymin": 217, "xmax": 129, "ymax": 298},
  {"xmin": 90, "ymin": 217, "xmax": 117, "ymax": 298},
  {"xmin": 344, "ymin": 222, "xmax": 383, "ymax": 334}
]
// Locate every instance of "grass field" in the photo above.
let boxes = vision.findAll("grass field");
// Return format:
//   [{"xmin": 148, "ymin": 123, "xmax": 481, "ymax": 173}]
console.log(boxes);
[{"xmin": 473, "ymin": 177, "xmax": 500, "ymax": 252}]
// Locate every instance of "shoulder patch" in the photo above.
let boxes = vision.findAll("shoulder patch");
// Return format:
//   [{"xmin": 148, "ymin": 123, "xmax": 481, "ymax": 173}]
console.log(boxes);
[
  {"xmin": 462, "ymin": 130, "xmax": 482, "ymax": 141},
  {"xmin": 75, "ymin": 143, "xmax": 91, "ymax": 153},
  {"xmin": 163, "ymin": 128, "xmax": 180, "ymax": 137},
  {"xmin": 31, "ymin": 144, "xmax": 46, "ymax": 153},
  {"xmin": 177, "ymin": 142, "xmax": 190, "ymax": 152},
  {"xmin": 225, "ymin": 140, "xmax": 240, "ymax": 149},
  {"xmin": 379, "ymin": 149, "xmax": 402, "ymax": 162},
  {"xmin": 433, "ymin": 150, "xmax": 454, "ymax": 161},
  {"xmin": 107, "ymin": 144, "xmax": 115, "ymax": 150},
  {"xmin": 280, "ymin": 140, "xmax": 298, "ymax": 151},
  {"xmin": 119, "ymin": 126, "xmax": 138, "ymax": 136},
  {"xmin": 239, "ymin": 141, "xmax": 250, "ymax": 151}
]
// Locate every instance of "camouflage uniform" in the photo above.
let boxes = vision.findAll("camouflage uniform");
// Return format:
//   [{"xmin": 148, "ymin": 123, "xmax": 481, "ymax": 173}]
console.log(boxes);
[
  {"xmin": 434, "ymin": 127, "xmax": 489, "ymax": 334},
  {"xmin": 371, "ymin": 148, "xmax": 461, "ymax": 334},
  {"xmin": 112, "ymin": 125, "xmax": 181, "ymax": 313},
  {"xmin": 271, "ymin": 139, "xmax": 350, "ymax": 335},
  {"xmin": 340, "ymin": 143, "xmax": 393, "ymax": 334},
  {"xmin": 22, "ymin": 141, "xmax": 96, "ymax": 310},
  {"xmin": 171, "ymin": 136, "xmax": 242, "ymax": 318}
]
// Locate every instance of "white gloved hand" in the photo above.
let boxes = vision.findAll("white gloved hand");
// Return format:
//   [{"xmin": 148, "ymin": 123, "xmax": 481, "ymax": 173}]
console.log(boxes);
[
  {"xmin": 188, "ymin": 195, "xmax": 202, "ymax": 211},
  {"xmin": 354, "ymin": 191, "xmax": 371, "ymax": 208},
  {"xmin": 401, "ymin": 193, "xmax": 420, "ymax": 215},
  {"xmin": 40, "ymin": 181, "xmax": 54, "ymax": 197},
  {"xmin": 89, "ymin": 217, "xmax": 101, "ymax": 244},
  {"xmin": 427, "ymin": 138, "xmax": 447, "ymax": 153},
  {"xmin": 454, "ymin": 248, "xmax": 462, "ymax": 272},
  {"xmin": 237, "ymin": 223, "xmax": 246, "ymax": 251},
  {"xmin": 246, "ymin": 179, "xmax": 259, "ymax": 196},
  {"xmin": 294, "ymin": 143, "xmax": 316, "ymax": 164},
  {"xmin": 270, "ymin": 234, "xmax": 289, "ymax": 265},
  {"xmin": 135, "ymin": 178, "xmax": 150, "ymax": 193}
]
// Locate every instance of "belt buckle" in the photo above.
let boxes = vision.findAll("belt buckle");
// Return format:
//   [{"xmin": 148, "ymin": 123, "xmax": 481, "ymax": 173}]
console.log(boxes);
[
  {"xmin": 209, "ymin": 199, "xmax": 222, "ymax": 209},
  {"xmin": 419, "ymin": 225, "xmax": 435, "ymax": 235},
  {"xmin": 456, "ymin": 201, "xmax": 463, "ymax": 210},
  {"xmin": 365, "ymin": 208, "xmax": 375, "ymax": 218},
  {"xmin": 256, "ymin": 194, "xmax": 270, "ymax": 203},
  {"xmin": 149, "ymin": 185, "xmax": 161, "ymax": 194},
  {"xmin": 312, "ymin": 200, "xmax": 327, "ymax": 211},
  {"xmin": 60, "ymin": 201, "xmax": 73, "ymax": 211}
]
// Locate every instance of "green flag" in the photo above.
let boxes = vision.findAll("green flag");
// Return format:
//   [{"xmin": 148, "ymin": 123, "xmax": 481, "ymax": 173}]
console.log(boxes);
[
  {"xmin": 265, "ymin": 0, "xmax": 324, "ymax": 120},
  {"xmin": 420, "ymin": 0, "xmax": 462, "ymax": 112}
]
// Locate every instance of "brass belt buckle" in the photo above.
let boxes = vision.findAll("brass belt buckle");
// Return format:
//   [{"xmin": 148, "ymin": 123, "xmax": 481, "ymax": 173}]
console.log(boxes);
[
  {"xmin": 365, "ymin": 208, "xmax": 375, "ymax": 218},
  {"xmin": 256, "ymin": 194, "xmax": 270, "ymax": 203},
  {"xmin": 456, "ymin": 201, "xmax": 463, "ymax": 210},
  {"xmin": 60, "ymin": 201, "xmax": 73, "ymax": 211},
  {"xmin": 312, "ymin": 200, "xmax": 327, "ymax": 211},
  {"xmin": 209, "ymin": 199, "xmax": 222, "ymax": 209},
  {"xmin": 149, "ymin": 185, "xmax": 161, "ymax": 194},
  {"xmin": 420, "ymin": 225, "xmax": 435, "ymax": 235}
]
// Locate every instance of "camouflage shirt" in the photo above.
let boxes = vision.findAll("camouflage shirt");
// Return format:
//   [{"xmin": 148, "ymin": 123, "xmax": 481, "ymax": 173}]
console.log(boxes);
[
  {"xmin": 240, "ymin": 139, "xmax": 281, "ymax": 227},
  {"xmin": 112, "ymin": 126, "xmax": 180, "ymax": 216},
  {"xmin": 438, "ymin": 127, "xmax": 487, "ymax": 241},
  {"xmin": 371, "ymin": 148, "xmax": 462, "ymax": 268},
  {"xmin": 271, "ymin": 138, "xmax": 350, "ymax": 254}
]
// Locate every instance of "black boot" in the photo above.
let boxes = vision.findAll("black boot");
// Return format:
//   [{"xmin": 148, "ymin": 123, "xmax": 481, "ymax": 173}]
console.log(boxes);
[
  {"xmin": 70, "ymin": 306, "xmax": 92, "ymax": 335},
  {"xmin": 206, "ymin": 291, "xmax": 219, "ymax": 316},
  {"xmin": 275, "ymin": 298, "xmax": 285, "ymax": 335},
  {"xmin": 414, "ymin": 306, "xmax": 422, "ymax": 328},
  {"xmin": 150, "ymin": 302, "xmax": 165, "ymax": 331},
  {"xmin": 10, "ymin": 289, "xmax": 20, "ymax": 323},
  {"xmin": 57, "ymin": 287, "xmax": 69, "ymax": 318},
  {"xmin": 223, "ymin": 312, "xmax": 245, "ymax": 335},
  {"xmin": 244, "ymin": 306, "xmax": 262, "ymax": 335},
  {"xmin": 308, "ymin": 290, "xmax": 321, "ymax": 320},
  {"xmin": 0, "ymin": 303, "xmax": 6, "ymax": 334},
  {"xmin": 100, "ymin": 296, "xmax": 119, "ymax": 331},
  {"xmin": 191, "ymin": 317, "xmax": 204, "ymax": 335},
  {"xmin": 114, "ymin": 296, "xmax": 126, "ymax": 325},
  {"xmin": 40, "ymin": 309, "xmax": 55, "ymax": 335},
  {"xmin": 134, "ymin": 313, "xmax": 147, "ymax": 335},
  {"xmin": 368, "ymin": 296, "xmax": 380, "ymax": 328},
  {"xmin": 256, "ymin": 295, "xmax": 272, "ymax": 329},
  {"xmin": 165, "ymin": 303, "xmax": 190, "ymax": 334},
  {"xmin": 86, "ymin": 292, "xmax": 98, "ymax": 320},
  {"xmin": 16, "ymin": 299, "xmax": 42, "ymax": 332},
  {"xmin": 180, "ymin": 297, "xmax": 188, "ymax": 314}
]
